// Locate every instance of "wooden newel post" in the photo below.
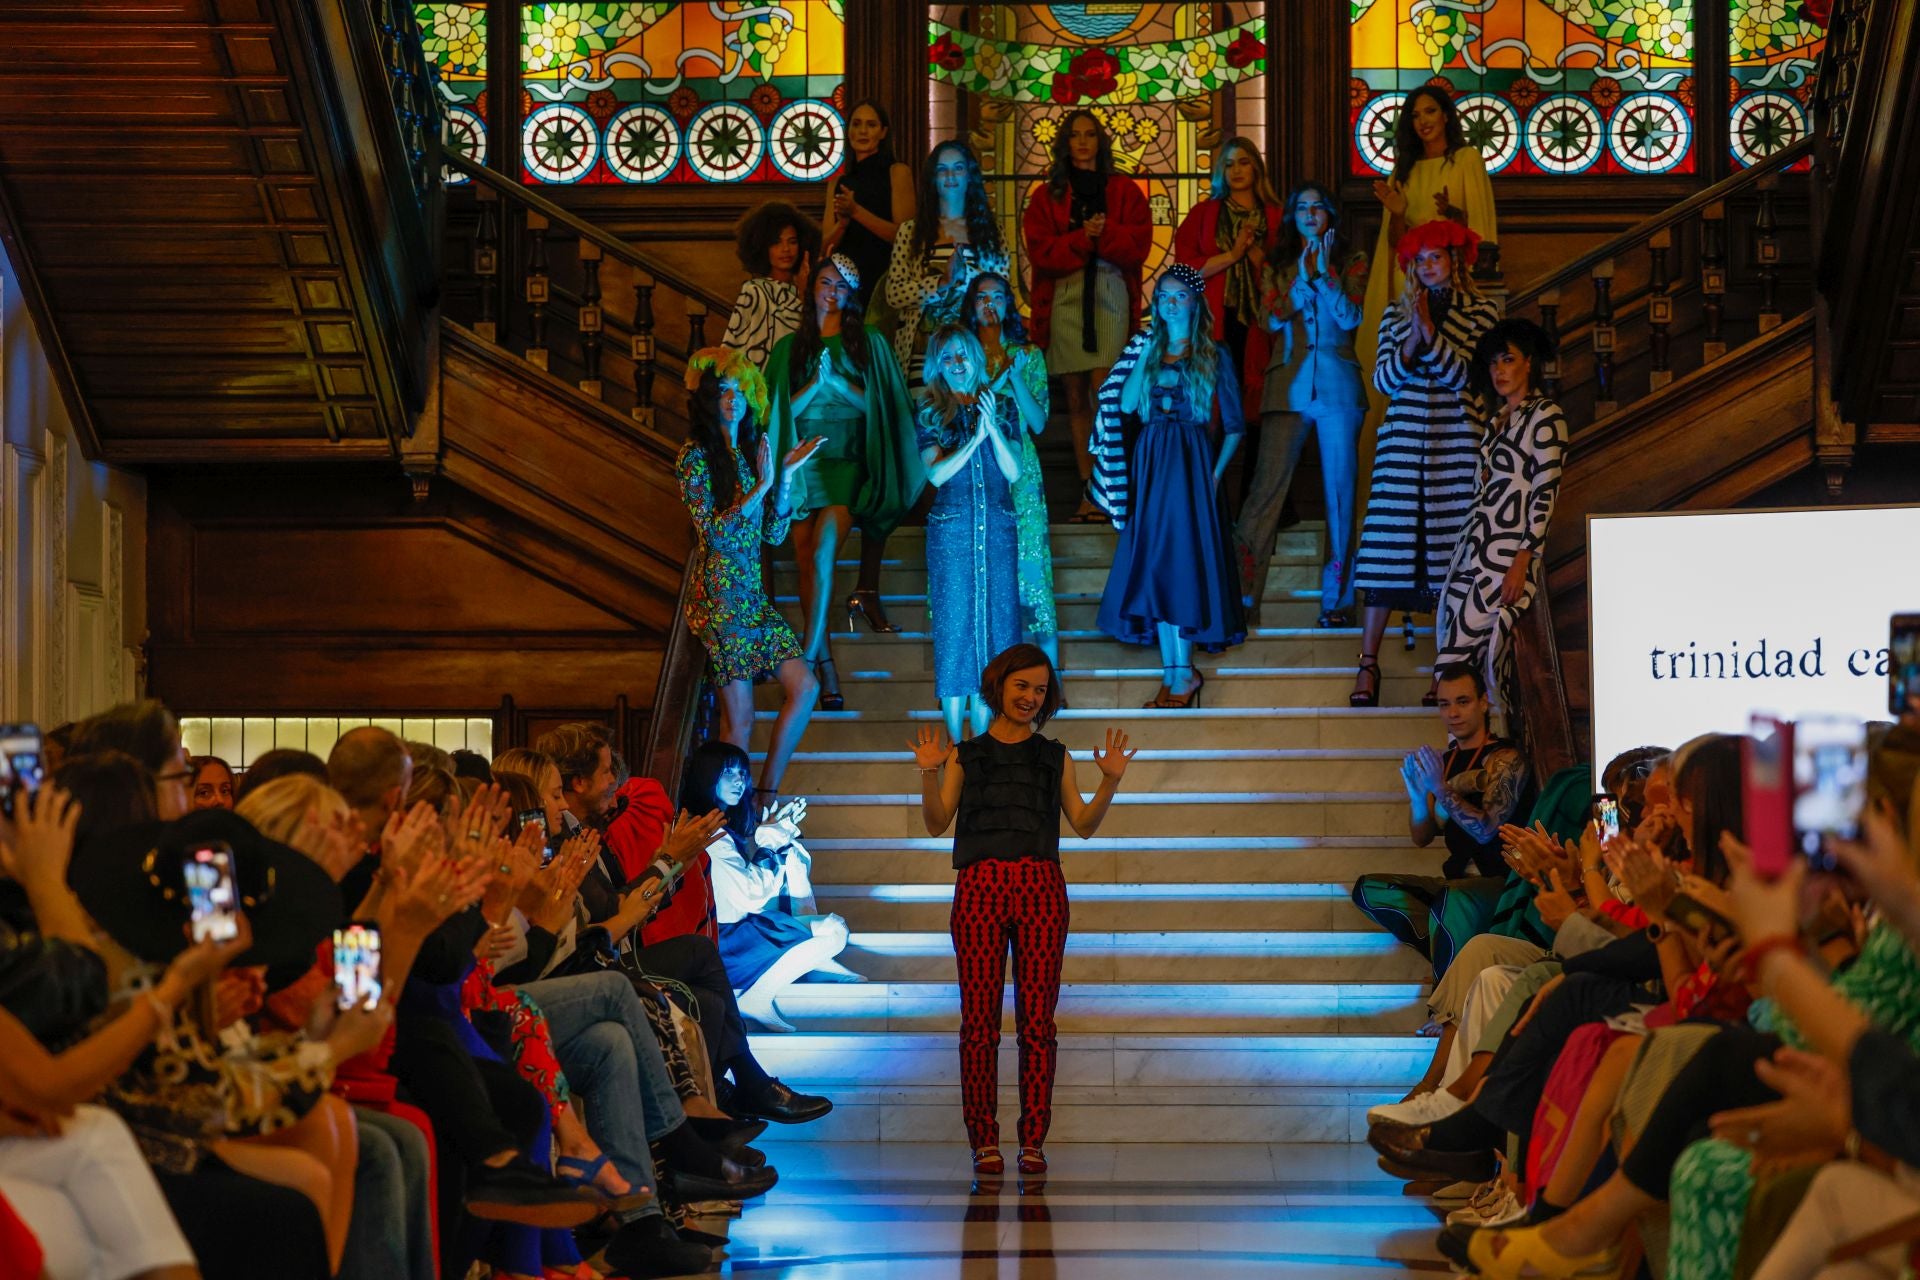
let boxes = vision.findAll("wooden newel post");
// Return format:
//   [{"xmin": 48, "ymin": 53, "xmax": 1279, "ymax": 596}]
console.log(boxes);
[
  {"xmin": 578, "ymin": 240, "xmax": 604, "ymax": 399},
  {"xmin": 472, "ymin": 186, "xmax": 499, "ymax": 344},
  {"xmin": 1590, "ymin": 259, "xmax": 1617, "ymax": 419},
  {"xmin": 1647, "ymin": 228, "xmax": 1674, "ymax": 392},
  {"xmin": 1537, "ymin": 288, "xmax": 1562, "ymax": 397},
  {"xmin": 525, "ymin": 211, "xmax": 551, "ymax": 371},
  {"xmin": 688, "ymin": 299, "xmax": 709, "ymax": 351},
  {"xmin": 632, "ymin": 271, "xmax": 657, "ymax": 428},
  {"xmin": 1754, "ymin": 174, "xmax": 1782, "ymax": 333},
  {"xmin": 1700, "ymin": 201, "xmax": 1728, "ymax": 361}
]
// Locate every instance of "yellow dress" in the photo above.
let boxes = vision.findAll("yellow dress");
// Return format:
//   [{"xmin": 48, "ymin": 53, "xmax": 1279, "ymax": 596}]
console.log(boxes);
[{"xmin": 1355, "ymin": 148, "xmax": 1498, "ymax": 524}]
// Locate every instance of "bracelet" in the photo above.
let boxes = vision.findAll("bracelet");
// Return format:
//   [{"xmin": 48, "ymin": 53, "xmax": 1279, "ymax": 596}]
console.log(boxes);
[
  {"xmin": 143, "ymin": 987, "xmax": 175, "ymax": 1025},
  {"xmin": 917, "ymin": 766, "xmax": 941, "ymax": 776},
  {"xmin": 1740, "ymin": 933, "xmax": 1807, "ymax": 983}
]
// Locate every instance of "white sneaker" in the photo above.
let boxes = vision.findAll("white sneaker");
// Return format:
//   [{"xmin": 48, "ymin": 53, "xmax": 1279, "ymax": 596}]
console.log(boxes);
[
  {"xmin": 1367, "ymin": 1088, "xmax": 1466, "ymax": 1127},
  {"xmin": 1445, "ymin": 1181, "xmax": 1523, "ymax": 1228}
]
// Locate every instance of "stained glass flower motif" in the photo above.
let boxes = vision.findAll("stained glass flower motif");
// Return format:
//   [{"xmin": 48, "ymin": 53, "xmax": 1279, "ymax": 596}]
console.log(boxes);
[{"xmin": 741, "ymin": 14, "xmax": 792, "ymax": 76}]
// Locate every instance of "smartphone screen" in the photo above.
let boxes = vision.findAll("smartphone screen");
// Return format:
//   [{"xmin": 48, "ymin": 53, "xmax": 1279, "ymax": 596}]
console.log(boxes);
[
  {"xmin": 1893, "ymin": 614, "xmax": 1920, "ymax": 718},
  {"xmin": 1593, "ymin": 794, "xmax": 1621, "ymax": 843},
  {"xmin": 1667, "ymin": 891, "xmax": 1736, "ymax": 948},
  {"xmin": 1794, "ymin": 714, "xmax": 1867, "ymax": 871},
  {"xmin": 183, "ymin": 842, "xmax": 240, "ymax": 943},
  {"xmin": 333, "ymin": 923, "xmax": 383, "ymax": 1011},
  {"xmin": 0, "ymin": 723, "xmax": 43, "ymax": 821},
  {"xmin": 1744, "ymin": 716, "xmax": 1795, "ymax": 880}
]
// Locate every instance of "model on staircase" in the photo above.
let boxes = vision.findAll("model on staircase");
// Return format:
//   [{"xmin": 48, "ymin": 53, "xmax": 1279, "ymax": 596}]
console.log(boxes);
[
  {"xmin": 766, "ymin": 255, "xmax": 922, "ymax": 713},
  {"xmin": 911, "ymin": 643, "xmax": 1136, "ymax": 1185}
]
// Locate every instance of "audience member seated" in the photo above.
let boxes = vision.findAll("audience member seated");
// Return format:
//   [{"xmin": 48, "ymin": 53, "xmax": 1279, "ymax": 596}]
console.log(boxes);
[
  {"xmin": 187, "ymin": 756, "xmax": 234, "ymax": 811},
  {"xmin": 1351, "ymin": 662, "xmax": 1531, "ymax": 996},
  {"xmin": 231, "ymin": 748, "xmax": 327, "ymax": 805},
  {"xmin": 679, "ymin": 742, "xmax": 860, "ymax": 1034}
]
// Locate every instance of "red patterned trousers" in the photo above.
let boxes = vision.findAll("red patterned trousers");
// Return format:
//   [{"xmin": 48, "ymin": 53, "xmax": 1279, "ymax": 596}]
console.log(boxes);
[{"xmin": 949, "ymin": 858, "xmax": 1069, "ymax": 1150}]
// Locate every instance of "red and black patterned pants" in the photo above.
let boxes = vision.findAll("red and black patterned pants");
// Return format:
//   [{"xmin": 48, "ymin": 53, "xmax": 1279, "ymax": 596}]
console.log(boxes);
[{"xmin": 950, "ymin": 857, "xmax": 1069, "ymax": 1150}]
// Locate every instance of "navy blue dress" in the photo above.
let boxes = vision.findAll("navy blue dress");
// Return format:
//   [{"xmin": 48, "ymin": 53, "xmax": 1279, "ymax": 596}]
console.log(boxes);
[
  {"xmin": 1097, "ymin": 351, "xmax": 1248, "ymax": 648},
  {"xmin": 919, "ymin": 397, "xmax": 1022, "ymax": 698}
]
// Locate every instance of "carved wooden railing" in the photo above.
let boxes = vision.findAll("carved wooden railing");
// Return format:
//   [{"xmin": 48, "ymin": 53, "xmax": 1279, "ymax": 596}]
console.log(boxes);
[
  {"xmin": 441, "ymin": 151, "xmax": 732, "ymax": 432},
  {"xmin": 640, "ymin": 552, "xmax": 716, "ymax": 799}
]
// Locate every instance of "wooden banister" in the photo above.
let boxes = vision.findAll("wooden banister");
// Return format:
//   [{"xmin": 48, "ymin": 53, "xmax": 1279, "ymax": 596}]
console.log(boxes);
[
  {"xmin": 641, "ymin": 549, "xmax": 712, "ymax": 797},
  {"xmin": 444, "ymin": 151, "xmax": 731, "ymax": 318},
  {"xmin": 1508, "ymin": 137, "xmax": 1813, "ymax": 311}
]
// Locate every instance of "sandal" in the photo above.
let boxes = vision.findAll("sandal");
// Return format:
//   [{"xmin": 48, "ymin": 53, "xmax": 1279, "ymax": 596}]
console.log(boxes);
[
  {"xmin": 1465, "ymin": 1223, "xmax": 1627, "ymax": 1278},
  {"xmin": 1351, "ymin": 655, "xmax": 1381, "ymax": 707},
  {"xmin": 813, "ymin": 657, "xmax": 844, "ymax": 712},
  {"xmin": 972, "ymin": 1146, "xmax": 1005, "ymax": 1176},
  {"xmin": 1016, "ymin": 1147, "xmax": 1047, "ymax": 1180},
  {"xmin": 1317, "ymin": 608, "xmax": 1352, "ymax": 629},
  {"xmin": 1160, "ymin": 666, "xmax": 1204, "ymax": 709},
  {"xmin": 554, "ymin": 1154, "xmax": 654, "ymax": 1214}
]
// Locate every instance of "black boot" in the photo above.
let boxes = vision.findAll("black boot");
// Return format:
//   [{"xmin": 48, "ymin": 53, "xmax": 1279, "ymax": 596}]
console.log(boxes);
[{"xmin": 601, "ymin": 1213, "xmax": 716, "ymax": 1278}]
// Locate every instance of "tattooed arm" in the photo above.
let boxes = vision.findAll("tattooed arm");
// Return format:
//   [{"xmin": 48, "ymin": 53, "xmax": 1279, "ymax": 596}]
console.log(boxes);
[{"xmin": 1442, "ymin": 748, "xmax": 1529, "ymax": 844}]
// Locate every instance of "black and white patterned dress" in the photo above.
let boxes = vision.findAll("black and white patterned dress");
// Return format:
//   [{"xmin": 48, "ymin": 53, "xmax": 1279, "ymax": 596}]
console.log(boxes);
[
  {"xmin": 1435, "ymin": 395, "xmax": 1569, "ymax": 716},
  {"xmin": 720, "ymin": 276, "xmax": 801, "ymax": 370},
  {"xmin": 1352, "ymin": 289, "xmax": 1500, "ymax": 611}
]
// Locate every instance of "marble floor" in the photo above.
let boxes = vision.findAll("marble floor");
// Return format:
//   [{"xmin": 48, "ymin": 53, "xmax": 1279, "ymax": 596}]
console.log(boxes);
[{"xmin": 687, "ymin": 1143, "xmax": 1454, "ymax": 1278}]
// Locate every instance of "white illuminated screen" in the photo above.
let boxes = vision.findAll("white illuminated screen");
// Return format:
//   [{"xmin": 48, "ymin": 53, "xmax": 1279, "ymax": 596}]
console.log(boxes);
[{"xmin": 1587, "ymin": 506, "xmax": 1920, "ymax": 785}]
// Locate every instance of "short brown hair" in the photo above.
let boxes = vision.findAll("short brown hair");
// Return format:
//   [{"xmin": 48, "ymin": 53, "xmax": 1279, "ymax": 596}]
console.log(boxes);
[
  {"xmin": 533, "ymin": 723, "xmax": 611, "ymax": 791},
  {"xmin": 327, "ymin": 727, "xmax": 410, "ymax": 809},
  {"xmin": 980, "ymin": 644, "xmax": 1063, "ymax": 728}
]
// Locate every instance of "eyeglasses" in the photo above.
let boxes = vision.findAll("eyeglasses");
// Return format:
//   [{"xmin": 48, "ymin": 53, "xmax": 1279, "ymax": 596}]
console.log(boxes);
[{"xmin": 155, "ymin": 768, "xmax": 193, "ymax": 784}]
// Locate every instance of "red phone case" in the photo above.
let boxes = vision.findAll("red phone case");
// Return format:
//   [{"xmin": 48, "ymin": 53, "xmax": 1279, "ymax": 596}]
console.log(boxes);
[{"xmin": 1743, "ymin": 718, "xmax": 1794, "ymax": 879}]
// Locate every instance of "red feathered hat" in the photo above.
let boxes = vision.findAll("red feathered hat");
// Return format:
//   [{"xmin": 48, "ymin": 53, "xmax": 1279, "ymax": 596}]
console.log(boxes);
[{"xmin": 1395, "ymin": 218, "xmax": 1482, "ymax": 270}]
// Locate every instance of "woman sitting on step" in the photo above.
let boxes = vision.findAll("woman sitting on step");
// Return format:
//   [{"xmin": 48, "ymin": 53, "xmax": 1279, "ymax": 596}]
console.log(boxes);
[
  {"xmin": 911, "ymin": 643, "xmax": 1136, "ymax": 1183},
  {"xmin": 680, "ymin": 742, "xmax": 862, "ymax": 1034}
]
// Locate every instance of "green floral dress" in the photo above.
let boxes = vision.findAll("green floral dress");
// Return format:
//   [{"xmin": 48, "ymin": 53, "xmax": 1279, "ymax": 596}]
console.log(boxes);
[
  {"xmin": 676, "ymin": 440, "xmax": 802, "ymax": 685},
  {"xmin": 987, "ymin": 342, "xmax": 1057, "ymax": 646},
  {"xmin": 1667, "ymin": 922, "xmax": 1920, "ymax": 1280}
]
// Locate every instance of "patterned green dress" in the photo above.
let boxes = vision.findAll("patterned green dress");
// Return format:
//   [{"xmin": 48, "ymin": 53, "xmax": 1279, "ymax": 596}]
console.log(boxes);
[
  {"xmin": 986, "ymin": 342, "xmax": 1057, "ymax": 646},
  {"xmin": 676, "ymin": 440, "xmax": 802, "ymax": 685},
  {"xmin": 1666, "ymin": 922, "xmax": 1920, "ymax": 1280}
]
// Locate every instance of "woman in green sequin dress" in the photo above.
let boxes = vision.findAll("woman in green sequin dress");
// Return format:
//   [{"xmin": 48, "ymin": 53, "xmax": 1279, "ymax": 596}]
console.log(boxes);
[
  {"xmin": 962, "ymin": 272, "xmax": 1057, "ymax": 668},
  {"xmin": 677, "ymin": 347, "xmax": 825, "ymax": 803}
]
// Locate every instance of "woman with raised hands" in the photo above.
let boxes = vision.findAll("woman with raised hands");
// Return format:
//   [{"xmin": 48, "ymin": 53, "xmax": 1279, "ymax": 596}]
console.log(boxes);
[{"xmin": 912, "ymin": 643, "xmax": 1136, "ymax": 1184}]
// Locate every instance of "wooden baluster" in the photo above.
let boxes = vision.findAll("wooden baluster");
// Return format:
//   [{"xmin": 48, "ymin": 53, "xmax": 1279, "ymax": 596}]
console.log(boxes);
[
  {"xmin": 1647, "ymin": 229, "xmax": 1674, "ymax": 392},
  {"xmin": 525, "ymin": 211, "xmax": 550, "ymax": 371},
  {"xmin": 688, "ymin": 299, "xmax": 709, "ymax": 351},
  {"xmin": 1700, "ymin": 201, "xmax": 1728, "ymax": 361},
  {"xmin": 631, "ymin": 270, "xmax": 657, "ymax": 428},
  {"xmin": 1754, "ymin": 173, "xmax": 1782, "ymax": 333},
  {"xmin": 472, "ymin": 186, "xmax": 499, "ymax": 344},
  {"xmin": 578, "ymin": 240, "xmax": 604, "ymax": 399},
  {"xmin": 1537, "ymin": 288, "xmax": 1562, "ymax": 397},
  {"xmin": 1590, "ymin": 260, "xmax": 1617, "ymax": 419}
]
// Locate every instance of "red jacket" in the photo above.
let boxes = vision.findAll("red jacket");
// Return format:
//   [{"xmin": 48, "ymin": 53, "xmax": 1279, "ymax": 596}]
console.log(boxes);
[
  {"xmin": 604, "ymin": 775, "xmax": 718, "ymax": 945},
  {"xmin": 1173, "ymin": 196, "xmax": 1284, "ymax": 422},
  {"xmin": 1022, "ymin": 175, "xmax": 1152, "ymax": 351}
]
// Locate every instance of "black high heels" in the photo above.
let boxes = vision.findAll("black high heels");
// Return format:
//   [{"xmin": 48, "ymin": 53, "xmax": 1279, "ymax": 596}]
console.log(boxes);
[
  {"xmin": 813, "ymin": 657, "xmax": 844, "ymax": 711},
  {"xmin": 845, "ymin": 588, "xmax": 899, "ymax": 634}
]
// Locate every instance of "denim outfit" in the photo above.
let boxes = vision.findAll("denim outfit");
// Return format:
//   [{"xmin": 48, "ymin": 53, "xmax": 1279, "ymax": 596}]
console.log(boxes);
[{"xmin": 1237, "ymin": 250, "xmax": 1369, "ymax": 620}]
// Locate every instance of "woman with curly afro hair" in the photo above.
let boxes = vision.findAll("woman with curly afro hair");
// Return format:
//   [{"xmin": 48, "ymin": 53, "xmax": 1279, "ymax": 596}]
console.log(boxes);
[{"xmin": 720, "ymin": 200, "xmax": 823, "ymax": 370}]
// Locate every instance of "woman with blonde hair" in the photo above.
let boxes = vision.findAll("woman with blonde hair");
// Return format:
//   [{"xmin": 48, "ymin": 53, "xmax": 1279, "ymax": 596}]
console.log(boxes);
[{"xmin": 918, "ymin": 324, "xmax": 1022, "ymax": 743}]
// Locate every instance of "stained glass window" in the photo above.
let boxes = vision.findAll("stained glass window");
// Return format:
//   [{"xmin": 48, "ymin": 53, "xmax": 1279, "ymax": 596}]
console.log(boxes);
[
  {"xmin": 1349, "ymin": 0, "xmax": 1696, "ymax": 178},
  {"xmin": 416, "ymin": 3, "xmax": 489, "ymax": 183},
  {"xmin": 517, "ymin": 2, "xmax": 846, "ymax": 185},
  {"xmin": 1729, "ymin": 0, "xmax": 1822, "ymax": 167},
  {"xmin": 928, "ymin": 4, "xmax": 1267, "ymax": 292}
]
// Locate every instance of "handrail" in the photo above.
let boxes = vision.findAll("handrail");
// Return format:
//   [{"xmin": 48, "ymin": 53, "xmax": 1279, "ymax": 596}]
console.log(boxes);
[
  {"xmin": 443, "ymin": 151, "xmax": 732, "ymax": 318},
  {"xmin": 641, "ymin": 549, "xmax": 710, "ymax": 795},
  {"xmin": 1508, "ymin": 137, "xmax": 1813, "ymax": 311}
]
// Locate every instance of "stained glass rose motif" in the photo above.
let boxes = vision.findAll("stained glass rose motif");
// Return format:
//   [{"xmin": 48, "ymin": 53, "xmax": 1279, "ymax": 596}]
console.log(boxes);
[
  {"xmin": 1069, "ymin": 47, "xmax": 1121, "ymax": 99},
  {"xmin": 1225, "ymin": 31, "xmax": 1266, "ymax": 69},
  {"xmin": 929, "ymin": 32, "xmax": 965, "ymax": 73},
  {"xmin": 1050, "ymin": 72, "xmax": 1081, "ymax": 105},
  {"xmin": 1110, "ymin": 71, "xmax": 1138, "ymax": 103}
]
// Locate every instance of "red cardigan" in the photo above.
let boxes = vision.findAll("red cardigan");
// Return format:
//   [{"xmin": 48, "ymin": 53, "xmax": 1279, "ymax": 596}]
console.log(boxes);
[
  {"xmin": 1173, "ymin": 196, "xmax": 1284, "ymax": 421},
  {"xmin": 604, "ymin": 775, "xmax": 719, "ymax": 946},
  {"xmin": 1022, "ymin": 175, "xmax": 1152, "ymax": 351}
]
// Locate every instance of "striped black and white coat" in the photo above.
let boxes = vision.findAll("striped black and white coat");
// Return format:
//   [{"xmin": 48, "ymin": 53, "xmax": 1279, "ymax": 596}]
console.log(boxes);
[
  {"xmin": 1351, "ymin": 289, "xmax": 1500, "ymax": 601},
  {"xmin": 1088, "ymin": 332, "xmax": 1149, "ymax": 527}
]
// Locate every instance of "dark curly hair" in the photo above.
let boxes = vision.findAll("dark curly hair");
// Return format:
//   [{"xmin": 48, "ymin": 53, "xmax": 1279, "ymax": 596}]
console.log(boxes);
[
  {"xmin": 733, "ymin": 200, "xmax": 822, "ymax": 277},
  {"xmin": 911, "ymin": 140, "xmax": 1003, "ymax": 265},
  {"xmin": 1391, "ymin": 84, "xmax": 1471, "ymax": 185},
  {"xmin": 1046, "ymin": 108, "xmax": 1113, "ymax": 199},
  {"xmin": 1471, "ymin": 317, "xmax": 1556, "ymax": 404},
  {"xmin": 960, "ymin": 272, "xmax": 1029, "ymax": 347}
]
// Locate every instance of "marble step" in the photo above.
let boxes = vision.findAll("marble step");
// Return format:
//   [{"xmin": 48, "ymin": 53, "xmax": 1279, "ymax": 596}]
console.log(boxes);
[
  {"xmin": 832, "ymin": 523, "xmax": 1323, "ymax": 555},
  {"xmin": 756, "ymin": 666, "xmax": 1433, "ymax": 712},
  {"xmin": 779, "ymin": 747, "xmax": 1407, "ymax": 795},
  {"xmin": 771, "ymin": 557, "xmax": 1324, "ymax": 597},
  {"xmin": 766, "ymin": 980, "xmax": 1427, "ymax": 1035},
  {"xmin": 782, "ymin": 592, "xmax": 1338, "ymax": 632},
  {"xmin": 800, "ymin": 792, "xmax": 1406, "ymax": 840},
  {"xmin": 801, "ymin": 837, "xmax": 1440, "ymax": 886},
  {"xmin": 753, "ymin": 706, "xmax": 1444, "ymax": 752},
  {"xmin": 794, "ymin": 627, "xmax": 1435, "ymax": 675},
  {"xmin": 747, "ymin": 1082, "xmax": 1409, "ymax": 1144},
  {"xmin": 838, "ymin": 930, "xmax": 1431, "ymax": 983},
  {"xmin": 815, "ymin": 882, "xmax": 1375, "ymax": 935}
]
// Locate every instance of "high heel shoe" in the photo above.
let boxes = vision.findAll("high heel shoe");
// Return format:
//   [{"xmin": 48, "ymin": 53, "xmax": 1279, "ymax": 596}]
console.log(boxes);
[
  {"xmin": 1464, "ymin": 1223, "xmax": 1628, "ymax": 1279},
  {"xmin": 972, "ymin": 1147, "xmax": 1005, "ymax": 1177},
  {"xmin": 1351, "ymin": 655, "xmax": 1381, "ymax": 708},
  {"xmin": 813, "ymin": 657, "xmax": 845, "ymax": 711},
  {"xmin": 1161, "ymin": 666, "xmax": 1204, "ymax": 709},
  {"xmin": 845, "ymin": 588, "xmax": 899, "ymax": 634},
  {"xmin": 1016, "ymin": 1147, "xmax": 1047, "ymax": 1180}
]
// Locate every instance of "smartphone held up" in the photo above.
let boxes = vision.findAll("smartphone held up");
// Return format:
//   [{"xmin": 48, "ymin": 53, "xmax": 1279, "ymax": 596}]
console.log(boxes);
[
  {"xmin": 183, "ymin": 842, "xmax": 241, "ymax": 944},
  {"xmin": 333, "ymin": 923, "xmax": 383, "ymax": 1011},
  {"xmin": 1743, "ymin": 713, "xmax": 1867, "ymax": 878},
  {"xmin": 0, "ymin": 723, "xmax": 45, "ymax": 822}
]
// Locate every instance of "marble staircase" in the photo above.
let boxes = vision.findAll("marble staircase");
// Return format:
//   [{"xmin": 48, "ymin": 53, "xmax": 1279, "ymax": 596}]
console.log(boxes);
[{"xmin": 747, "ymin": 522, "xmax": 1442, "ymax": 1143}]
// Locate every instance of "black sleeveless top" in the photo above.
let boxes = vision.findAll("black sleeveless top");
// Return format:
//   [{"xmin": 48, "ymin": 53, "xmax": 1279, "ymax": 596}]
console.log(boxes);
[
  {"xmin": 951, "ymin": 733, "xmax": 1067, "ymax": 870},
  {"xmin": 837, "ymin": 151, "xmax": 896, "ymax": 305},
  {"xmin": 1440, "ymin": 736, "xmax": 1530, "ymax": 879}
]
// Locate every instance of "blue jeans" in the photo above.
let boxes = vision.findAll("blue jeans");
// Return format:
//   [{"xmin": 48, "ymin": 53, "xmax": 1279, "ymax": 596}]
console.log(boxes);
[
  {"xmin": 517, "ymin": 970, "xmax": 687, "ymax": 1219},
  {"xmin": 341, "ymin": 1106, "xmax": 435, "ymax": 1280}
]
